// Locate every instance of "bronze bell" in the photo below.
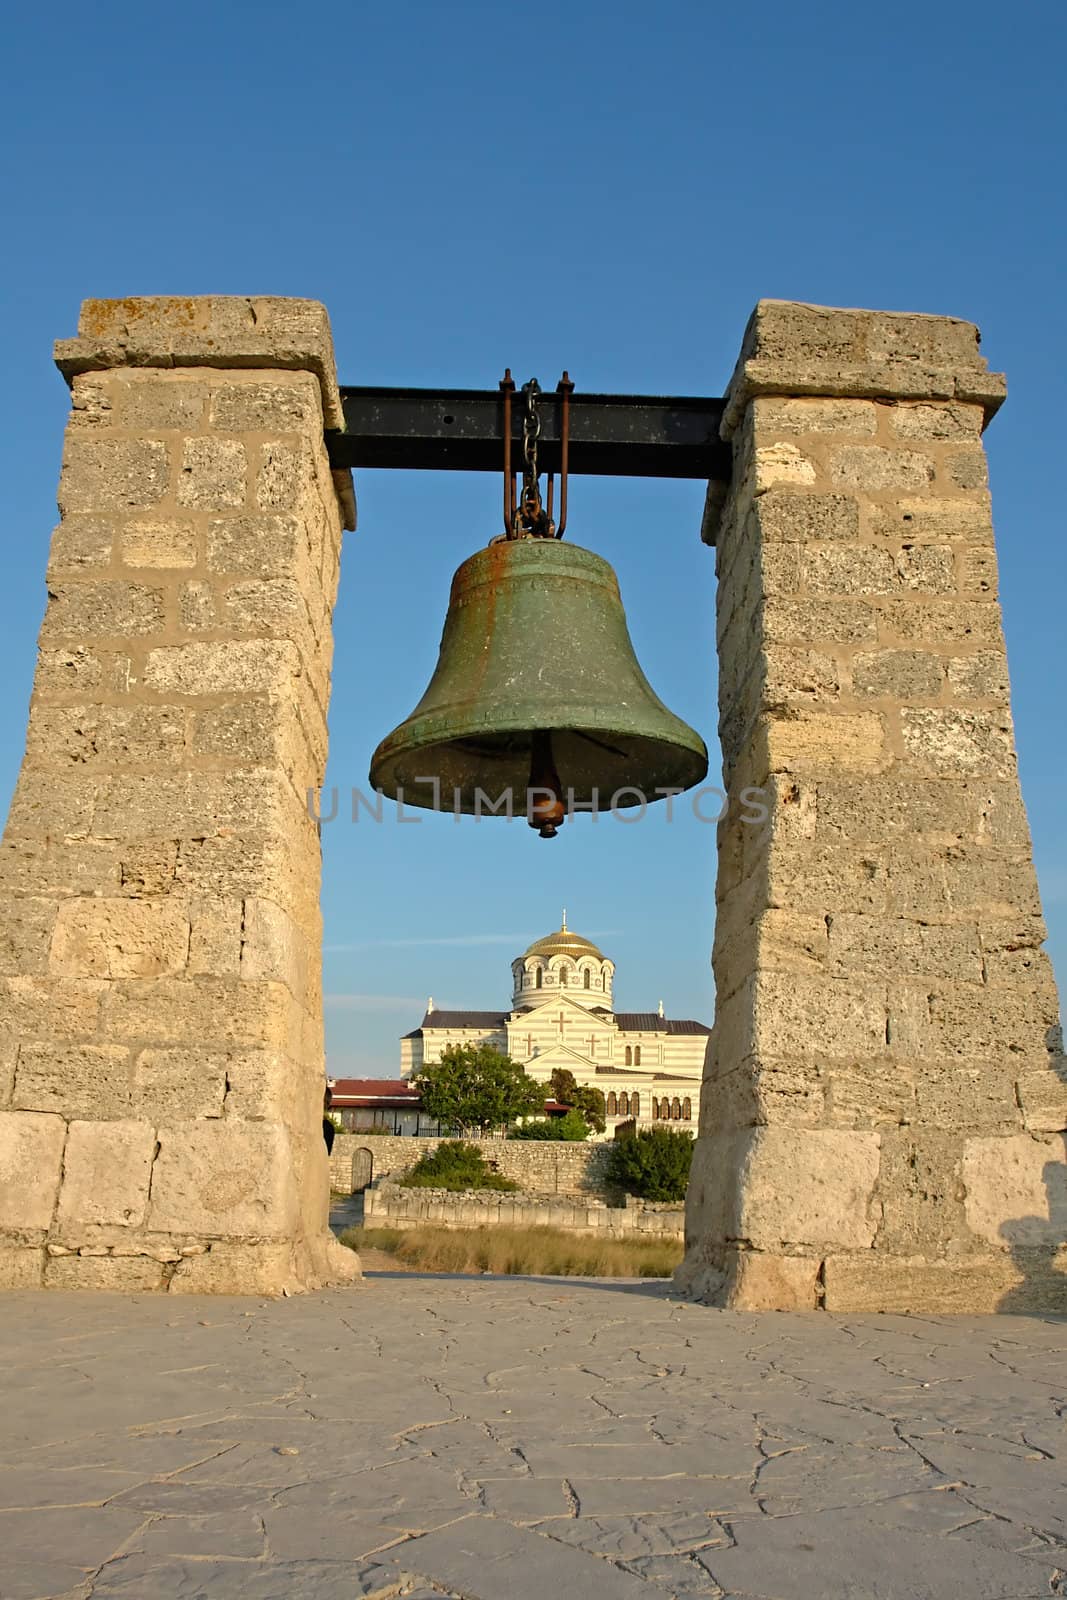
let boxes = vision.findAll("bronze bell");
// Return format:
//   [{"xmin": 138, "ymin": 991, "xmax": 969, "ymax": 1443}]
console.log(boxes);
[{"xmin": 369, "ymin": 535, "xmax": 708, "ymax": 837}]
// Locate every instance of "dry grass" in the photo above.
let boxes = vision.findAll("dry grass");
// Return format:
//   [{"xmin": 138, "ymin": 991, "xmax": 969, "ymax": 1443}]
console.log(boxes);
[{"xmin": 339, "ymin": 1223, "xmax": 682, "ymax": 1279}]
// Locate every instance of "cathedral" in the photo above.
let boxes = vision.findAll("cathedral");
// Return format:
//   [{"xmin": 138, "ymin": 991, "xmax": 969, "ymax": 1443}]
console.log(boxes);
[{"xmin": 399, "ymin": 916, "xmax": 710, "ymax": 1131}]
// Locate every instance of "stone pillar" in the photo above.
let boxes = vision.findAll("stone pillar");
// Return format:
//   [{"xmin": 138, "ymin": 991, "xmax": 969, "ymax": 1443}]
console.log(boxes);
[
  {"xmin": 0, "ymin": 297, "xmax": 360, "ymax": 1293},
  {"xmin": 681, "ymin": 301, "xmax": 1065, "ymax": 1313}
]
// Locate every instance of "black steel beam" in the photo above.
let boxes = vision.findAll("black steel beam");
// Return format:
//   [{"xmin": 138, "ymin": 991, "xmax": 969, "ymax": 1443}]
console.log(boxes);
[{"xmin": 326, "ymin": 387, "xmax": 731, "ymax": 481}]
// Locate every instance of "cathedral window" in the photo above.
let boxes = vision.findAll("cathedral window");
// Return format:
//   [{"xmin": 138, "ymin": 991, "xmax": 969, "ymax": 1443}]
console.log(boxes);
[
  {"xmin": 560, "ymin": 967, "xmax": 568, "ymax": 986},
  {"xmin": 625, "ymin": 1046, "xmax": 632, "ymax": 1066},
  {"xmin": 631, "ymin": 1092, "xmax": 640, "ymax": 1117},
  {"xmin": 619, "ymin": 1092, "xmax": 630, "ymax": 1116},
  {"xmin": 607, "ymin": 1092, "xmax": 617, "ymax": 1116},
  {"xmin": 682, "ymin": 1097, "xmax": 692, "ymax": 1121},
  {"xmin": 583, "ymin": 969, "xmax": 591, "ymax": 989},
  {"xmin": 535, "ymin": 968, "xmax": 542, "ymax": 989},
  {"xmin": 671, "ymin": 1097, "xmax": 681, "ymax": 1120},
  {"xmin": 634, "ymin": 1045, "xmax": 641, "ymax": 1066}
]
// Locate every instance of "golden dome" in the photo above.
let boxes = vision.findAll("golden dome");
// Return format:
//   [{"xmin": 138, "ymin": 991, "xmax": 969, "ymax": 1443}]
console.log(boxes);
[{"xmin": 524, "ymin": 912, "xmax": 604, "ymax": 963}]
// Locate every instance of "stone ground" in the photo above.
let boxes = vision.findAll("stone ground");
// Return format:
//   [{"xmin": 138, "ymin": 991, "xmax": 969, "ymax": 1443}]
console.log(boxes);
[{"xmin": 1, "ymin": 1276, "xmax": 1065, "ymax": 1600}]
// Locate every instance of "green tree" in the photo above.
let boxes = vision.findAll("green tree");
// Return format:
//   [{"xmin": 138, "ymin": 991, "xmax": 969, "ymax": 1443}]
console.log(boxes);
[
  {"xmin": 399, "ymin": 1140, "xmax": 519, "ymax": 1192},
  {"xmin": 606, "ymin": 1127, "xmax": 694, "ymax": 1202},
  {"xmin": 508, "ymin": 1108, "xmax": 591, "ymax": 1141},
  {"xmin": 415, "ymin": 1044, "xmax": 545, "ymax": 1136},
  {"xmin": 549, "ymin": 1067, "xmax": 606, "ymax": 1134}
]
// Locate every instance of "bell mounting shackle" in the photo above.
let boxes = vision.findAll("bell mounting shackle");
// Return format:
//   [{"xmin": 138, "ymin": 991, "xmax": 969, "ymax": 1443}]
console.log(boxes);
[{"xmin": 500, "ymin": 369, "xmax": 573, "ymax": 540}]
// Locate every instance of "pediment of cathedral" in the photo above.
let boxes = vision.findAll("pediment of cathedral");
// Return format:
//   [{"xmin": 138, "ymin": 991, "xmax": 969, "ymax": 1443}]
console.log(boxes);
[
  {"xmin": 509, "ymin": 996, "xmax": 616, "ymax": 1030},
  {"xmin": 523, "ymin": 1041, "xmax": 601, "ymax": 1073}
]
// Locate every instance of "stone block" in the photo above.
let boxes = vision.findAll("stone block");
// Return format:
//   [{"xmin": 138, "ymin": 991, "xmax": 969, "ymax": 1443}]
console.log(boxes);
[
  {"xmin": 751, "ymin": 396, "xmax": 878, "ymax": 435},
  {"xmin": 50, "ymin": 898, "xmax": 189, "ymax": 978},
  {"xmin": 943, "ymin": 448, "xmax": 988, "ymax": 491},
  {"xmin": 889, "ymin": 401, "xmax": 984, "ymax": 440},
  {"xmin": 177, "ymin": 580, "xmax": 218, "ymax": 631},
  {"xmin": 207, "ymin": 514, "xmax": 304, "ymax": 575},
  {"xmin": 752, "ymin": 442, "xmax": 816, "ymax": 490},
  {"xmin": 762, "ymin": 596, "xmax": 878, "ymax": 645},
  {"xmin": 821, "ymin": 1254, "xmax": 1020, "ymax": 1313},
  {"xmin": 187, "ymin": 898, "xmax": 243, "ymax": 976},
  {"xmin": 704, "ymin": 1127, "xmax": 881, "ymax": 1251},
  {"xmin": 752, "ymin": 970, "xmax": 887, "ymax": 1059},
  {"xmin": 894, "ymin": 544, "xmax": 956, "ymax": 593},
  {"xmin": 0, "ymin": 976, "xmax": 104, "ymax": 1040},
  {"xmin": 958, "ymin": 546, "xmax": 998, "ymax": 597},
  {"xmin": 106, "ymin": 372, "xmax": 208, "ymax": 431},
  {"xmin": 830, "ymin": 446, "xmax": 934, "ymax": 491},
  {"xmin": 803, "ymin": 545, "xmax": 898, "ymax": 596},
  {"xmin": 177, "ymin": 438, "xmax": 246, "ymax": 509},
  {"xmin": 720, "ymin": 1249, "xmax": 822, "ymax": 1309},
  {"xmin": 761, "ymin": 647, "xmax": 840, "ymax": 704},
  {"xmin": 0, "ymin": 1245, "xmax": 44, "ymax": 1287},
  {"xmin": 27, "ymin": 704, "xmax": 186, "ymax": 770},
  {"xmin": 755, "ymin": 489, "xmax": 860, "ymax": 544},
  {"xmin": 59, "ymin": 438, "xmax": 168, "ymax": 512},
  {"xmin": 33, "ymin": 645, "xmax": 132, "ymax": 700},
  {"xmin": 1015, "ymin": 1065, "xmax": 1067, "ymax": 1134},
  {"xmin": 101, "ymin": 977, "xmax": 294, "ymax": 1050},
  {"xmin": 167, "ymin": 1241, "xmax": 299, "ymax": 1294},
  {"xmin": 963, "ymin": 1134, "xmax": 1067, "ymax": 1248},
  {"xmin": 240, "ymin": 897, "xmax": 307, "ymax": 992},
  {"xmin": 0, "ymin": 898, "xmax": 59, "ymax": 977},
  {"xmin": 44, "ymin": 1254, "xmax": 164, "ymax": 1291},
  {"xmin": 13, "ymin": 1042, "xmax": 132, "ymax": 1117},
  {"xmin": 147, "ymin": 1121, "xmax": 298, "ymax": 1237},
  {"xmin": 758, "ymin": 709, "xmax": 887, "ymax": 776},
  {"xmin": 851, "ymin": 649, "xmax": 942, "ymax": 698},
  {"xmin": 143, "ymin": 638, "xmax": 301, "ymax": 696},
  {"xmin": 121, "ymin": 519, "xmax": 198, "ymax": 568},
  {"xmin": 257, "ymin": 440, "xmax": 313, "ymax": 510},
  {"xmin": 40, "ymin": 580, "xmax": 165, "ymax": 641},
  {"xmin": 47, "ymin": 515, "xmax": 113, "ymax": 573},
  {"xmin": 882, "ymin": 598, "xmax": 1004, "ymax": 645},
  {"xmin": 208, "ymin": 376, "xmax": 318, "ymax": 432},
  {"xmin": 866, "ymin": 495, "xmax": 994, "ymax": 544},
  {"xmin": 899, "ymin": 707, "xmax": 1015, "ymax": 776},
  {"xmin": 946, "ymin": 650, "xmax": 1009, "ymax": 699},
  {"xmin": 222, "ymin": 578, "xmax": 310, "ymax": 637},
  {"xmin": 56, "ymin": 1120, "xmax": 156, "ymax": 1229},
  {"xmin": 132, "ymin": 1047, "xmax": 227, "ymax": 1119},
  {"xmin": 0, "ymin": 1111, "xmax": 67, "ymax": 1228}
]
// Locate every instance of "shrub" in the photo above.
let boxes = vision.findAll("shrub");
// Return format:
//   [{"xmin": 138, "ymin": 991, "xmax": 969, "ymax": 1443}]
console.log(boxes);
[
  {"xmin": 605, "ymin": 1127, "xmax": 694, "ymax": 1202},
  {"xmin": 399, "ymin": 1140, "xmax": 518, "ymax": 1192},
  {"xmin": 508, "ymin": 1108, "xmax": 591, "ymax": 1141}
]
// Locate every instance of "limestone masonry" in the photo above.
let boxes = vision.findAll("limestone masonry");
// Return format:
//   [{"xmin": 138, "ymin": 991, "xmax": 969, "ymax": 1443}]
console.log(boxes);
[
  {"xmin": 0, "ymin": 295, "xmax": 1062, "ymax": 1307},
  {"xmin": 0, "ymin": 298, "xmax": 358, "ymax": 1293},
  {"xmin": 681, "ymin": 301, "xmax": 1065, "ymax": 1312}
]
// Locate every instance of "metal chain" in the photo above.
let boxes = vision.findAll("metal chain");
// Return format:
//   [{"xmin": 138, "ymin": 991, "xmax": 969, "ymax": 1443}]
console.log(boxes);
[{"xmin": 515, "ymin": 379, "xmax": 553, "ymax": 537}]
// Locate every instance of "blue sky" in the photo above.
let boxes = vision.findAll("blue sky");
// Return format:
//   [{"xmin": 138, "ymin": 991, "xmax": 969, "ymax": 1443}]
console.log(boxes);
[{"xmin": 1, "ymin": 1, "xmax": 1063, "ymax": 1076}]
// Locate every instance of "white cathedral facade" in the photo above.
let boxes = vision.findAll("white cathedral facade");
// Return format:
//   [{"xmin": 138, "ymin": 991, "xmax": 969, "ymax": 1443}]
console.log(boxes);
[{"xmin": 398, "ymin": 917, "xmax": 709, "ymax": 1131}]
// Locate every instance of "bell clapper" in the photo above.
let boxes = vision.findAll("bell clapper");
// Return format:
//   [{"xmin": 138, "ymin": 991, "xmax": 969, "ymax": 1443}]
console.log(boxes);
[{"xmin": 528, "ymin": 730, "xmax": 566, "ymax": 839}]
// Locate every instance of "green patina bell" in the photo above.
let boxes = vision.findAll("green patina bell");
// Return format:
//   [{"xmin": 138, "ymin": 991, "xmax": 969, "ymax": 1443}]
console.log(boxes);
[{"xmin": 369, "ymin": 536, "xmax": 708, "ymax": 837}]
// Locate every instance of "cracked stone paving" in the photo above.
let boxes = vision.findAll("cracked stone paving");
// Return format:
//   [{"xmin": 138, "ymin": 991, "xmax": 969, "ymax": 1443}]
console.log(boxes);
[{"xmin": 1, "ymin": 1276, "xmax": 1065, "ymax": 1598}]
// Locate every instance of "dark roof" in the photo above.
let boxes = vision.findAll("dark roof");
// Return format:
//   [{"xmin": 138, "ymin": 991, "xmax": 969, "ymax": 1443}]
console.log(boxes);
[
  {"xmin": 614, "ymin": 1013, "xmax": 711, "ymax": 1035},
  {"xmin": 330, "ymin": 1078, "xmax": 421, "ymax": 1105},
  {"xmin": 418, "ymin": 1010, "xmax": 508, "ymax": 1030}
]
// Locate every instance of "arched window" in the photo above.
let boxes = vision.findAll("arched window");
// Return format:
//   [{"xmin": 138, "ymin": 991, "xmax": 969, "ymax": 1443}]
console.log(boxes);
[
  {"xmin": 631, "ymin": 1092, "xmax": 640, "ymax": 1118},
  {"xmin": 625, "ymin": 1046, "xmax": 632, "ymax": 1066},
  {"xmin": 634, "ymin": 1045, "xmax": 641, "ymax": 1066},
  {"xmin": 606, "ymin": 1092, "xmax": 617, "ymax": 1116},
  {"xmin": 535, "ymin": 968, "xmax": 542, "ymax": 989},
  {"xmin": 671, "ymin": 1097, "xmax": 682, "ymax": 1120},
  {"xmin": 583, "ymin": 968, "xmax": 591, "ymax": 989},
  {"xmin": 682, "ymin": 1097, "xmax": 692, "ymax": 1121},
  {"xmin": 651, "ymin": 1097, "xmax": 660, "ymax": 1120},
  {"xmin": 560, "ymin": 967, "xmax": 568, "ymax": 986},
  {"xmin": 619, "ymin": 1092, "xmax": 629, "ymax": 1117}
]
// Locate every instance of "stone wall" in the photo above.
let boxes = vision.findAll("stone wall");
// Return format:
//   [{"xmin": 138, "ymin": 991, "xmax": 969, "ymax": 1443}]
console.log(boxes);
[
  {"xmin": 681, "ymin": 301, "xmax": 1066, "ymax": 1313},
  {"xmin": 0, "ymin": 298, "xmax": 359, "ymax": 1294},
  {"xmin": 364, "ymin": 1182, "xmax": 684, "ymax": 1239},
  {"xmin": 329, "ymin": 1134, "xmax": 613, "ymax": 1195}
]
